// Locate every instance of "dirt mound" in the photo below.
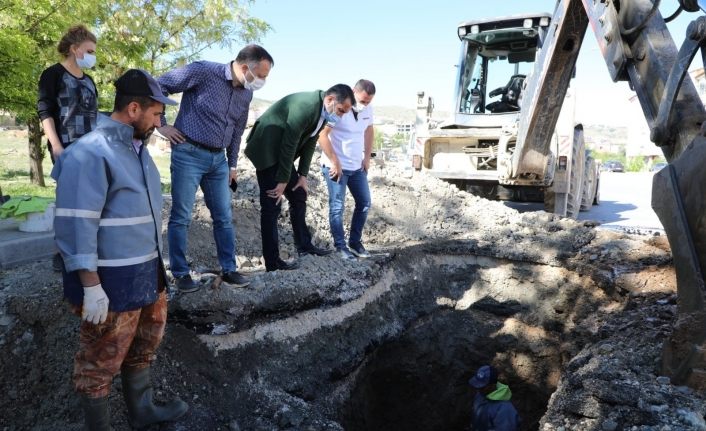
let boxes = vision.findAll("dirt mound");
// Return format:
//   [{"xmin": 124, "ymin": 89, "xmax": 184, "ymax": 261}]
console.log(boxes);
[{"xmin": 1, "ymin": 149, "xmax": 697, "ymax": 431}]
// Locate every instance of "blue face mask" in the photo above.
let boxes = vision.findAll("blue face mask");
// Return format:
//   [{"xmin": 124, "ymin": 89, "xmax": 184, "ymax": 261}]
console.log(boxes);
[{"xmin": 325, "ymin": 102, "xmax": 340, "ymax": 126}]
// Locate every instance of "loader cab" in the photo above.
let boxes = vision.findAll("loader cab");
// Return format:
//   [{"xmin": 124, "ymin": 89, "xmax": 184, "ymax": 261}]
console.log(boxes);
[{"xmin": 452, "ymin": 14, "xmax": 551, "ymax": 127}]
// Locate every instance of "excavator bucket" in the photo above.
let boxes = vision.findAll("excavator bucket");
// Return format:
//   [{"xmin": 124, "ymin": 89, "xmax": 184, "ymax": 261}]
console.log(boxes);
[{"xmin": 652, "ymin": 136, "xmax": 706, "ymax": 388}]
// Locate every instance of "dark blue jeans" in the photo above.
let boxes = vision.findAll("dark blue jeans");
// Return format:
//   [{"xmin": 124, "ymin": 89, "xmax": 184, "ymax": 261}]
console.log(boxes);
[
  {"xmin": 256, "ymin": 164, "xmax": 313, "ymax": 270},
  {"xmin": 167, "ymin": 142, "xmax": 236, "ymax": 277},
  {"xmin": 321, "ymin": 166, "xmax": 371, "ymax": 250}
]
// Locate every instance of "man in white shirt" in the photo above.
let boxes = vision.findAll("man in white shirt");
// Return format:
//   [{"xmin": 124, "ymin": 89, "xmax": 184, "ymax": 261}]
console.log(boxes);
[{"xmin": 319, "ymin": 79, "xmax": 376, "ymax": 260}]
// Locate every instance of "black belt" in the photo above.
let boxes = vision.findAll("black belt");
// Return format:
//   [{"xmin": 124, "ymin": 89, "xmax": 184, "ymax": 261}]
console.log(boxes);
[{"xmin": 186, "ymin": 138, "xmax": 222, "ymax": 153}]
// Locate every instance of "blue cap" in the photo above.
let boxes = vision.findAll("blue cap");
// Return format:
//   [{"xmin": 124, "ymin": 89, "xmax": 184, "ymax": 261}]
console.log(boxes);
[
  {"xmin": 114, "ymin": 69, "xmax": 177, "ymax": 106},
  {"xmin": 468, "ymin": 365, "xmax": 498, "ymax": 388}
]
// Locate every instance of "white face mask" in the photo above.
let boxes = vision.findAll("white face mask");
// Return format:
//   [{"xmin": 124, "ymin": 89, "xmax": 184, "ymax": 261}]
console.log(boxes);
[
  {"xmin": 243, "ymin": 66, "xmax": 266, "ymax": 91},
  {"xmin": 353, "ymin": 101, "xmax": 368, "ymax": 113},
  {"xmin": 76, "ymin": 52, "xmax": 96, "ymax": 69}
]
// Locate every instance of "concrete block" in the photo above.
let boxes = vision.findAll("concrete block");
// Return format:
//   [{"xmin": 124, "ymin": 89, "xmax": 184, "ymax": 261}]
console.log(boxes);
[{"xmin": 0, "ymin": 222, "xmax": 55, "ymax": 269}]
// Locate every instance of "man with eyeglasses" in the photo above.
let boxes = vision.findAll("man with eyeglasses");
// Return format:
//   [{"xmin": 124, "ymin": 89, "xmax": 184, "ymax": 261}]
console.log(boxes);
[{"xmin": 157, "ymin": 45, "xmax": 274, "ymax": 293}]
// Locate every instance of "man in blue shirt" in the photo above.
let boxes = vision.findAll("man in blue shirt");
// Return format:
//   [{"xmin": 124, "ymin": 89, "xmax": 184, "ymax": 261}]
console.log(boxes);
[{"xmin": 158, "ymin": 44, "xmax": 273, "ymax": 293}]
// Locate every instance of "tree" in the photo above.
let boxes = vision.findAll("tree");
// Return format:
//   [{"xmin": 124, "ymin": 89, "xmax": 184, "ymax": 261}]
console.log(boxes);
[
  {"xmin": 0, "ymin": 0, "xmax": 269, "ymax": 186},
  {"xmin": 90, "ymin": 0, "xmax": 270, "ymax": 110},
  {"xmin": 373, "ymin": 127, "xmax": 385, "ymax": 150},
  {"xmin": 0, "ymin": 0, "xmax": 102, "ymax": 186},
  {"xmin": 390, "ymin": 132, "xmax": 408, "ymax": 148}
]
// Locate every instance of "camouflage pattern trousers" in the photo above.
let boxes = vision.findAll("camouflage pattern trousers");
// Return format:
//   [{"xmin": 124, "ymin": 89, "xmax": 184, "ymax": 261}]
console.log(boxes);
[{"xmin": 72, "ymin": 290, "xmax": 167, "ymax": 398}]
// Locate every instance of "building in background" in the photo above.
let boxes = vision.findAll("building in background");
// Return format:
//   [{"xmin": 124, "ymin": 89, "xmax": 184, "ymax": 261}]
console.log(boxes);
[
  {"xmin": 626, "ymin": 94, "xmax": 662, "ymax": 160},
  {"xmin": 626, "ymin": 68, "xmax": 706, "ymax": 166}
]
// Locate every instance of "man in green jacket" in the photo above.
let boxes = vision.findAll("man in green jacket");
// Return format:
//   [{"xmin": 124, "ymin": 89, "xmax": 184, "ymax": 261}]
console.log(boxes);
[{"xmin": 245, "ymin": 84, "xmax": 354, "ymax": 272}]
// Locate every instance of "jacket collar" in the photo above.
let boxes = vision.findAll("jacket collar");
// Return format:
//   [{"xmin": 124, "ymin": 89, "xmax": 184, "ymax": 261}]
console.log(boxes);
[
  {"xmin": 96, "ymin": 113, "xmax": 138, "ymax": 147},
  {"xmin": 310, "ymin": 91, "xmax": 327, "ymax": 137}
]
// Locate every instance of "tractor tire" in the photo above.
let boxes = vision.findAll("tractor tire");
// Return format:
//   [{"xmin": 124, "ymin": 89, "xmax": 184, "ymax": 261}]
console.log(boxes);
[
  {"xmin": 543, "ymin": 187, "xmax": 556, "ymax": 214},
  {"xmin": 466, "ymin": 183, "xmax": 498, "ymax": 200},
  {"xmin": 580, "ymin": 156, "xmax": 597, "ymax": 211},
  {"xmin": 544, "ymin": 126, "xmax": 585, "ymax": 218},
  {"xmin": 593, "ymin": 176, "xmax": 601, "ymax": 205},
  {"xmin": 565, "ymin": 127, "xmax": 585, "ymax": 218},
  {"xmin": 544, "ymin": 125, "xmax": 586, "ymax": 218}
]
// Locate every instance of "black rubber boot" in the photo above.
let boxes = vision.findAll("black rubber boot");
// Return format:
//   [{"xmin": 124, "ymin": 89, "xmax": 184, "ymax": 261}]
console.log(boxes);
[
  {"xmin": 121, "ymin": 367, "xmax": 188, "ymax": 429},
  {"xmin": 80, "ymin": 395, "xmax": 111, "ymax": 431}
]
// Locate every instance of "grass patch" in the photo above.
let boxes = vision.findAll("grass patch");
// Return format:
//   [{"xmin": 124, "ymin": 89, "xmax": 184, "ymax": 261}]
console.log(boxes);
[
  {"xmin": 149, "ymin": 148, "xmax": 172, "ymax": 193},
  {"xmin": 3, "ymin": 183, "xmax": 55, "ymax": 198},
  {"xmin": 0, "ymin": 130, "xmax": 55, "ymax": 198},
  {"xmin": 0, "ymin": 131, "xmax": 173, "ymax": 197}
]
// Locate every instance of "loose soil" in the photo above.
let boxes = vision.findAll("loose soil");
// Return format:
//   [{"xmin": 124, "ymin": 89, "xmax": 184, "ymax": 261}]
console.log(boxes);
[{"xmin": 1, "ymin": 151, "xmax": 702, "ymax": 431}]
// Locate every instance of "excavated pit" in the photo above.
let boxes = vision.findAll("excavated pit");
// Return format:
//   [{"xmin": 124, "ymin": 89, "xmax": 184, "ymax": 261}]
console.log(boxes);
[
  {"xmin": 339, "ymin": 304, "xmax": 557, "ymax": 431},
  {"xmin": 166, "ymin": 242, "xmax": 625, "ymax": 431}
]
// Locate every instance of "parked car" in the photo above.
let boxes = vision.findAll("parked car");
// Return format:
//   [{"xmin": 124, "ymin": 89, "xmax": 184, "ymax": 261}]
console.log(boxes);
[
  {"xmin": 602, "ymin": 160, "xmax": 624, "ymax": 172},
  {"xmin": 650, "ymin": 161, "xmax": 668, "ymax": 172}
]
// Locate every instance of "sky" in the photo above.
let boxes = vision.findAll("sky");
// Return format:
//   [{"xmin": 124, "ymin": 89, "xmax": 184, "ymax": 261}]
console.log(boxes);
[{"xmin": 203, "ymin": 0, "xmax": 701, "ymax": 126}]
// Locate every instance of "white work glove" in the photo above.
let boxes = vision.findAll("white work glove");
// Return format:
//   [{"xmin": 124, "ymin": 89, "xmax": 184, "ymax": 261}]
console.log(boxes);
[{"xmin": 82, "ymin": 284, "xmax": 109, "ymax": 324}]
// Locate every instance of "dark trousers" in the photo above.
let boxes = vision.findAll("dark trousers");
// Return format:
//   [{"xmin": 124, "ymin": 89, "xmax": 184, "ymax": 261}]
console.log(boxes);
[{"xmin": 256, "ymin": 165, "xmax": 313, "ymax": 269}]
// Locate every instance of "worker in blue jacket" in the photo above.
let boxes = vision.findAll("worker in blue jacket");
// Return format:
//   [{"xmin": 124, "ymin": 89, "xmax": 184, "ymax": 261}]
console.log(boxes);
[
  {"xmin": 53, "ymin": 69, "xmax": 187, "ymax": 431},
  {"xmin": 469, "ymin": 365, "xmax": 520, "ymax": 431}
]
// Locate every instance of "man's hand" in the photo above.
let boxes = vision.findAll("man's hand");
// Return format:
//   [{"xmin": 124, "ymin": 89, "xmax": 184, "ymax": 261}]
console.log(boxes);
[
  {"xmin": 328, "ymin": 161, "xmax": 342, "ymax": 182},
  {"xmin": 266, "ymin": 182, "xmax": 287, "ymax": 205},
  {"xmin": 292, "ymin": 175, "xmax": 308, "ymax": 193},
  {"xmin": 157, "ymin": 125, "xmax": 186, "ymax": 145},
  {"xmin": 82, "ymin": 284, "xmax": 109, "ymax": 324},
  {"xmin": 229, "ymin": 169, "xmax": 238, "ymax": 184},
  {"xmin": 362, "ymin": 156, "xmax": 371, "ymax": 173}
]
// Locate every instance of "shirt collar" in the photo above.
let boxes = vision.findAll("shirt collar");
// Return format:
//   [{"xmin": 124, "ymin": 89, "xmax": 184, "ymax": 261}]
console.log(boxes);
[
  {"xmin": 132, "ymin": 138, "xmax": 143, "ymax": 154},
  {"xmin": 226, "ymin": 62, "xmax": 249, "ymax": 91}
]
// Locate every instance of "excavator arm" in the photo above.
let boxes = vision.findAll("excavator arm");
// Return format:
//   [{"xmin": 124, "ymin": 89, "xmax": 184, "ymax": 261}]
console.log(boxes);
[
  {"xmin": 518, "ymin": 0, "xmax": 706, "ymax": 388},
  {"xmin": 511, "ymin": 0, "xmax": 589, "ymax": 179},
  {"xmin": 585, "ymin": 0, "xmax": 706, "ymax": 389},
  {"xmin": 512, "ymin": 0, "xmax": 706, "ymax": 173}
]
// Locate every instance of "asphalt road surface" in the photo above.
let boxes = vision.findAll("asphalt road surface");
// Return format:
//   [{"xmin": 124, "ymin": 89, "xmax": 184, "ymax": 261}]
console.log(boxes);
[{"xmin": 504, "ymin": 172, "xmax": 664, "ymax": 232}]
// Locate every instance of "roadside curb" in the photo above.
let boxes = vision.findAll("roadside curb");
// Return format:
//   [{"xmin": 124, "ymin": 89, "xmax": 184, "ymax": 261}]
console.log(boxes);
[{"xmin": 0, "ymin": 219, "xmax": 55, "ymax": 269}]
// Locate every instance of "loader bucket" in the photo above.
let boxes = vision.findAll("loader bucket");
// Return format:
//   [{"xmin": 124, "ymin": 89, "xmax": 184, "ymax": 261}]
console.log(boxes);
[{"xmin": 652, "ymin": 137, "xmax": 706, "ymax": 388}]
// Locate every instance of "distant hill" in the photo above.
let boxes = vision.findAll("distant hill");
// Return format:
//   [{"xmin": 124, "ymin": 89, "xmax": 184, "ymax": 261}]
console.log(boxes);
[
  {"xmin": 584, "ymin": 124, "xmax": 628, "ymax": 140},
  {"xmin": 252, "ymin": 98, "xmax": 448, "ymax": 124},
  {"xmin": 373, "ymin": 106, "xmax": 415, "ymax": 123},
  {"xmin": 255, "ymin": 98, "xmax": 626, "ymax": 143},
  {"xmin": 251, "ymin": 97, "xmax": 274, "ymax": 110},
  {"xmin": 584, "ymin": 123, "xmax": 628, "ymax": 151}
]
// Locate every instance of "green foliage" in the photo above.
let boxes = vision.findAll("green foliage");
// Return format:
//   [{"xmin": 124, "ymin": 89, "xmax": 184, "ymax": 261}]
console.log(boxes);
[
  {"xmin": 625, "ymin": 156, "xmax": 645, "ymax": 172},
  {"xmin": 0, "ymin": 32, "xmax": 34, "ymax": 118},
  {"xmin": 0, "ymin": 0, "xmax": 270, "ymax": 116},
  {"xmin": 92, "ymin": 0, "xmax": 270, "ymax": 108},
  {"xmin": 0, "ymin": 0, "xmax": 102, "ymax": 118},
  {"xmin": 2, "ymin": 182, "xmax": 55, "ymax": 198},
  {"xmin": 389, "ymin": 132, "xmax": 408, "ymax": 148},
  {"xmin": 373, "ymin": 127, "xmax": 385, "ymax": 150},
  {"xmin": 0, "ymin": 0, "xmax": 269, "ymax": 185},
  {"xmin": 591, "ymin": 150, "xmax": 625, "ymax": 166}
]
